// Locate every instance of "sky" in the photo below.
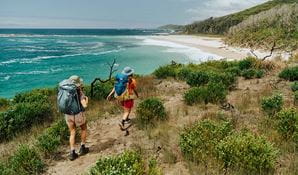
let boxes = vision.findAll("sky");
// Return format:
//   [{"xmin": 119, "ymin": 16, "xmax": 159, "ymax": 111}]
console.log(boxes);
[{"xmin": 0, "ymin": 0, "xmax": 268, "ymax": 28}]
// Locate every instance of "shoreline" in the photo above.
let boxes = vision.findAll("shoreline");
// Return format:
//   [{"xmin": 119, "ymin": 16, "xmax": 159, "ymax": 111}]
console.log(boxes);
[{"xmin": 150, "ymin": 35, "xmax": 290, "ymax": 61}]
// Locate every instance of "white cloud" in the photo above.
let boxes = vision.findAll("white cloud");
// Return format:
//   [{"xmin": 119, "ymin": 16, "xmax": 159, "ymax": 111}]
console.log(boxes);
[{"xmin": 186, "ymin": 0, "xmax": 268, "ymax": 21}]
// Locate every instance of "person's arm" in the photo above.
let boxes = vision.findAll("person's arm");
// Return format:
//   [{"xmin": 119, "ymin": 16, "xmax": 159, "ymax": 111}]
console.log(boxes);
[{"xmin": 107, "ymin": 88, "xmax": 115, "ymax": 100}]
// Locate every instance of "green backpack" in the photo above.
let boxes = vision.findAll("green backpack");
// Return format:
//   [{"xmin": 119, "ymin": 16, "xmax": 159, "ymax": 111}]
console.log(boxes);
[{"xmin": 57, "ymin": 79, "xmax": 82, "ymax": 115}]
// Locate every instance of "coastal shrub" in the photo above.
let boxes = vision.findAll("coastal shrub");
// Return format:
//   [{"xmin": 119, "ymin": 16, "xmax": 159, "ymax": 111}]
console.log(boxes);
[
  {"xmin": 84, "ymin": 81, "xmax": 113, "ymax": 100},
  {"xmin": 291, "ymin": 82, "xmax": 298, "ymax": 92},
  {"xmin": 0, "ymin": 102, "xmax": 52, "ymax": 141},
  {"xmin": 36, "ymin": 132, "xmax": 60, "ymax": 155},
  {"xmin": 238, "ymin": 57, "xmax": 256, "ymax": 70},
  {"xmin": 256, "ymin": 69, "xmax": 265, "ymax": 78},
  {"xmin": 36, "ymin": 119, "xmax": 69, "ymax": 154},
  {"xmin": 279, "ymin": 66, "xmax": 298, "ymax": 81},
  {"xmin": 89, "ymin": 151, "xmax": 144, "ymax": 175},
  {"xmin": 148, "ymin": 158, "xmax": 162, "ymax": 175},
  {"xmin": 13, "ymin": 90, "xmax": 50, "ymax": 104},
  {"xmin": 261, "ymin": 94, "xmax": 283, "ymax": 117},
  {"xmin": 177, "ymin": 67, "xmax": 193, "ymax": 80},
  {"xmin": 47, "ymin": 119, "xmax": 69, "ymax": 141},
  {"xmin": 153, "ymin": 65, "xmax": 177, "ymax": 79},
  {"xmin": 225, "ymin": 66, "xmax": 241, "ymax": 76},
  {"xmin": 241, "ymin": 69, "xmax": 257, "ymax": 79},
  {"xmin": 136, "ymin": 98, "xmax": 167, "ymax": 128},
  {"xmin": 209, "ymin": 72, "xmax": 237, "ymax": 89},
  {"xmin": 295, "ymin": 91, "xmax": 298, "ymax": 105},
  {"xmin": 0, "ymin": 162, "xmax": 13, "ymax": 175},
  {"xmin": 9, "ymin": 144, "xmax": 45, "ymax": 175},
  {"xmin": 216, "ymin": 131, "xmax": 279, "ymax": 173},
  {"xmin": 276, "ymin": 108, "xmax": 298, "ymax": 140},
  {"xmin": 205, "ymin": 82, "xmax": 227, "ymax": 104},
  {"xmin": 186, "ymin": 71, "xmax": 209, "ymax": 87},
  {"xmin": 184, "ymin": 82, "xmax": 227, "ymax": 105},
  {"xmin": 0, "ymin": 98, "xmax": 10, "ymax": 108},
  {"xmin": 179, "ymin": 120, "xmax": 232, "ymax": 163},
  {"xmin": 184, "ymin": 87, "xmax": 207, "ymax": 105}
]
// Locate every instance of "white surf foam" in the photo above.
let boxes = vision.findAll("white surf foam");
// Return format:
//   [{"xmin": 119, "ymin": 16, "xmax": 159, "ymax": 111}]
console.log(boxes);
[
  {"xmin": 4, "ymin": 75, "xmax": 10, "ymax": 80},
  {"xmin": 14, "ymin": 70, "xmax": 50, "ymax": 75},
  {"xmin": 140, "ymin": 38, "xmax": 223, "ymax": 62}
]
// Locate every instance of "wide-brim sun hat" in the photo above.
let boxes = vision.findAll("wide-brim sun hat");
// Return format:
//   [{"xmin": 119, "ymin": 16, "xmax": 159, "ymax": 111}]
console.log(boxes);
[
  {"xmin": 122, "ymin": 66, "xmax": 134, "ymax": 76},
  {"xmin": 69, "ymin": 75, "xmax": 83, "ymax": 87}
]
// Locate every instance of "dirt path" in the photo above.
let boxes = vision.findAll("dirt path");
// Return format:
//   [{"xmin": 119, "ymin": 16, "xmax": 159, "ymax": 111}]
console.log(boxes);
[
  {"xmin": 45, "ymin": 80, "xmax": 191, "ymax": 175},
  {"xmin": 46, "ymin": 116, "xmax": 131, "ymax": 175}
]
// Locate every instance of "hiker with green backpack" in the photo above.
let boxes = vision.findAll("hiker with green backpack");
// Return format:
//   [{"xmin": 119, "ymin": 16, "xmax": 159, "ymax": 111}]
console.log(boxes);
[
  {"xmin": 57, "ymin": 75, "xmax": 89, "ymax": 161},
  {"xmin": 107, "ymin": 67, "xmax": 139, "ymax": 135}
]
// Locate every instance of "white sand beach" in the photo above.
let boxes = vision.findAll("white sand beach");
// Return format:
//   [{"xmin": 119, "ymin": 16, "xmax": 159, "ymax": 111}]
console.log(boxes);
[{"xmin": 150, "ymin": 35, "xmax": 290, "ymax": 61}]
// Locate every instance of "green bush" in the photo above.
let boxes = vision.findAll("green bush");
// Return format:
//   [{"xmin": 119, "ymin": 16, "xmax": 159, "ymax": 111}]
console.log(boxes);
[
  {"xmin": 0, "ymin": 98, "xmax": 10, "ymax": 108},
  {"xmin": 179, "ymin": 120, "xmax": 232, "ymax": 163},
  {"xmin": 148, "ymin": 158, "xmax": 162, "ymax": 175},
  {"xmin": 279, "ymin": 66, "xmax": 298, "ymax": 81},
  {"xmin": 276, "ymin": 108, "xmax": 298, "ymax": 140},
  {"xmin": 184, "ymin": 87, "xmax": 207, "ymax": 105},
  {"xmin": 36, "ymin": 131, "xmax": 61, "ymax": 155},
  {"xmin": 291, "ymin": 81, "xmax": 298, "ymax": 92},
  {"xmin": 186, "ymin": 71, "xmax": 209, "ymax": 87},
  {"xmin": 238, "ymin": 57, "xmax": 256, "ymax": 70},
  {"xmin": 36, "ymin": 119, "xmax": 69, "ymax": 154},
  {"xmin": 226, "ymin": 66, "xmax": 241, "ymax": 76},
  {"xmin": 89, "ymin": 151, "xmax": 144, "ymax": 175},
  {"xmin": 209, "ymin": 72, "xmax": 237, "ymax": 89},
  {"xmin": 295, "ymin": 91, "xmax": 298, "ymax": 105},
  {"xmin": 0, "ymin": 162, "xmax": 13, "ymax": 175},
  {"xmin": 184, "ymin": 82, "xmax": 227, "ymax": 105},
  {"xmin": 261, "ymin": 94, "xmax": 283, "ymax": 117},
  {"xmin": 136, "ymin": 98, "xmax": 167, "ymax": 128},
  {"xmin": 241, "ymin": 69, "xmax": 257, "ymax": 79},
  {"xmin": 13, "ymin": 90, "xmax": 49, "ymax": 104},
  {"xmin": 9, "ymin": 144, "xmax": 45, "ymax": 175},
  {"xmin": 216, "ymin": 131, "xmax": 279, "ymax": 173},
  {"xmin": 256, "ymin": 69, "xmax": 265, "ymax": 78},
  {"xmin": 84, "ymin": 81, "xmax": 113, "ymax": 101},
  {"xmin": 47, "ymin": 119, "xmax": 69, "ymax": 141},
  {"xmin": 205, "ymin": 82, "xmax": 227, "ymax": 104},
  {"xmin": 153, "ymin": 65, "xmax": 177, "ymax": 79},
  {"xmin": 0, "ymin": 102, "xmax": 52, "ymax": 141},
  {"xmin": 177, "ymin": 67, "xmax": 193, "ymax": 80}
]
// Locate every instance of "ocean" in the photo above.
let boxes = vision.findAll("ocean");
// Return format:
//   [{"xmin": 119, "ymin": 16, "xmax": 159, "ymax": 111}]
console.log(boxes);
[{"xmin": 0, "ymin": 29, "xmax": 220, "ymax": 98}]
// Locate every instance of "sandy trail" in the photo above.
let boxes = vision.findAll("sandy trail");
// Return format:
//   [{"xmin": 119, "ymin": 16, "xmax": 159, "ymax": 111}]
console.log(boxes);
[{"xmin": 45, "ymin": 80, "xmax": 191, "ymax": 175}]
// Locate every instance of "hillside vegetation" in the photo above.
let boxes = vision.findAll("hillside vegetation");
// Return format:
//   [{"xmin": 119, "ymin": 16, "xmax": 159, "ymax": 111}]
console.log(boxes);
[
  {"xmin": 183, "ymin": 0, "xmax": 297, "ymax": 35},
  {"xmin": 226, "ymin": 3, "xmax": 298, "ymax": 51},
  {"xmin": 0, "ymin": 56, "xmax": 297, "ymax": 174}
]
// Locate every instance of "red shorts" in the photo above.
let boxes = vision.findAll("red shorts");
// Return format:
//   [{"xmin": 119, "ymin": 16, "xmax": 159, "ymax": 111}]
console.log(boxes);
[{"xmin": 121, "ymin": 99, "xmax": 134, "ymax": 109}]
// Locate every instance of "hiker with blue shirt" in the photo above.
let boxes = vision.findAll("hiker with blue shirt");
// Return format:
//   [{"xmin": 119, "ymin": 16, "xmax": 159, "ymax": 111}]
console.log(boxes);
[
  {"xmin": 107, "ymin": 67, "xmax": 139, "ymax": 135},
  {"xmin": 57, "ymin": 75, "xmax": 89, "ymax": 161}
]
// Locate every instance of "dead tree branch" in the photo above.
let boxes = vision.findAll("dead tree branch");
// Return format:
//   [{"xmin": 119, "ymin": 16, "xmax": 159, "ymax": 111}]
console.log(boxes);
[
  {"xmin": 250, "ymin": 42, "xmax": 277, "ymax": 61},
  {"xmin": 90, "ymin": 59, "xmax": 117, "ymax": 98},
  {"xmin": 262, "ymin": 42, "xmax": 276, "ymax": 61}
]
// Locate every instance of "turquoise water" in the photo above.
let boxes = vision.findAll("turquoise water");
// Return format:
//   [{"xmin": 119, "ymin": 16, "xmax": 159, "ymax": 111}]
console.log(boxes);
[{"xmin": 0, "ymin": 29, "xmax": 195, "ymax": 98}]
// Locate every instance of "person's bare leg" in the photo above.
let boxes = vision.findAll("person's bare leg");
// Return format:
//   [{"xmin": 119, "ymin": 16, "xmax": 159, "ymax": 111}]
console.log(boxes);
[
  {"xmin": 122, "ymin": 108, "xmax": 131, "ymax": 121},
  {"xmin": 79, "ymin": 123, "xmax": 89, "ymax": 155},
  {"xmin": 67, "ymin": 122, "xmax": 76, "ymax": 151},
  {"xmin": 80, "ymin": 123, "xmax": 87, "ymax": 145}
]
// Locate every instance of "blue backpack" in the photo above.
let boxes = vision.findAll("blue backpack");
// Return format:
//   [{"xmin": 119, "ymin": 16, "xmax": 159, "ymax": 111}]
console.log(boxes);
[{"xmin": 114, "ymin": 73, "xmax": 128, "ymax": 97}]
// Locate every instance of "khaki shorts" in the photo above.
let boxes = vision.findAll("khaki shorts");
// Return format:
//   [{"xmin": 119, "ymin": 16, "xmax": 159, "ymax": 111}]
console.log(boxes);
[{"xmin": 65, "ymin": 112, "xmax": 86, "ymax": 126}]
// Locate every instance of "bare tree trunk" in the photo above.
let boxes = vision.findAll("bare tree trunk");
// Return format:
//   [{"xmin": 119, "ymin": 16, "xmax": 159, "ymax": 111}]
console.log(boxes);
[{"xmin": 90, "ymin": 59, "xmax": 117, "ymax": 98}]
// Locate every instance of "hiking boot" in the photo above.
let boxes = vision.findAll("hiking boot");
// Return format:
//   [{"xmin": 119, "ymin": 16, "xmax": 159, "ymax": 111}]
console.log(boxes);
[
  {"xmin": 69, "ymin": 150, "xmax": 78, "ymax": 161},
  {"xmin": 124, "ymin": 130, "xmax": 130, "ymax": 136},
  {"xmin": 78, "ymin": 145, "xmax": 89, "ymax": 156},
  {"xmin": 124, "ymin": 118, "xmax": 131, "ymax": 124}
]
